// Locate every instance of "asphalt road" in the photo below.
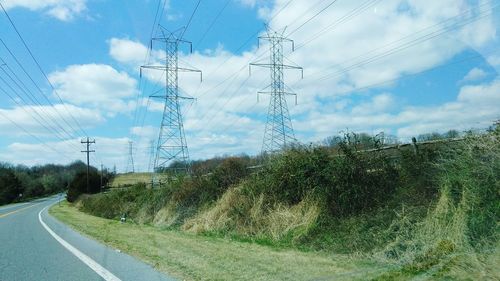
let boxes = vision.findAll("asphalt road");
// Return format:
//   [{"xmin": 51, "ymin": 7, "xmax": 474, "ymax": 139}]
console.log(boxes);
[{"xmin": 0, "ymin": 196, "xmax": 175, "ymax": 281}]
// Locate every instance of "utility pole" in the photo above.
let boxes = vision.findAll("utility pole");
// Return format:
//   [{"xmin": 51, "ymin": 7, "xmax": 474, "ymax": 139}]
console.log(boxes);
[
  {"xmin": 126, "ymin": 141, "xmax": 135, "ymax": 173},
  {"xmin": 81, "ymin": 137, "xmax": 95, "ymax": 193},
  {"xmin": 141, "ymin": 26, "xmax": 202, "ymax": 186},
  {"xmin": 250, "ymin": 28, "xmax": 303, "ymax": 154}
]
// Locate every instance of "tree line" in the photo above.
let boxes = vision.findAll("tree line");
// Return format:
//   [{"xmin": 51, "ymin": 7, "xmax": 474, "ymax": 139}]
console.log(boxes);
[{"xmin": 0, "ymin": 160, "xmax": 113, "ymax": 205}]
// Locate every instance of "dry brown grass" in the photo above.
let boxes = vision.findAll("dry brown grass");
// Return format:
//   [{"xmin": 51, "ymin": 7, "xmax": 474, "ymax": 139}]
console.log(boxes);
[
  {"xmin": 182, "ymin": 186, "xmax": 320, "ymax": 242},
  {"xmin": 152, "ymin": 203, "xmax": 179, "ymax": 227}
]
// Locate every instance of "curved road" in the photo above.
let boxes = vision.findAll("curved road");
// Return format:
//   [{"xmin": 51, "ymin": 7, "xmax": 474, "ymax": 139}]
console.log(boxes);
[{"xmin": 0, "ymin": 196, "xmax": 175, "ymax": 281}]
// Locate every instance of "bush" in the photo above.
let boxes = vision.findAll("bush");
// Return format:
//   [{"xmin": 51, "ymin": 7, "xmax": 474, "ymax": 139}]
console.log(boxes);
[
  {"xmin": 245, "ymin": 135, "xmax": 398, "ymax": 217},
  {"xmin": 67, "ymin": 170, "xmax": 102, "ymax": 202},
  {"xmin": 0, "ymin": 168, "xmax": 22, "ymax": 205}
]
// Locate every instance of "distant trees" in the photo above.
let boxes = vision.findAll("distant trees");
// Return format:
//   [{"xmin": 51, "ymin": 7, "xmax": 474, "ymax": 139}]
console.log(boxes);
[
  {"xmin": 0, "ymin": 160, "xmax": 111, "ymax": 206},
  {"xmin": 417, "ymin": 130, "xmax": 460, "ymax": 142},
  {"xmin": 0, "ymin": 167, "xmax": 22, "ymax": 205}
]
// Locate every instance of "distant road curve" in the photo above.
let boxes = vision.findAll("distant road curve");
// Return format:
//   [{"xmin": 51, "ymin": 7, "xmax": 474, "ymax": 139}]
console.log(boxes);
[{"xmin": 0, "ymin": 196, "xmax": 175, "ymax": 281}]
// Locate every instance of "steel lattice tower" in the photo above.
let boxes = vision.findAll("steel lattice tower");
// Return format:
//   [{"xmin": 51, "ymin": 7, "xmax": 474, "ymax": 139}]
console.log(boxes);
[
  {"xmin": 126, "ymin": 141, "xmax": 135, "ymax": 173},
  {"xmin": 250, "ymin": 29, "xmax": 303, "ymax": 153},
  {"xmin": 141, "ymin": 27, "xmax": 201, "ymax": 180},
  {"xmin": 147, "ymin": 139, "xmax": 155, "ymax": 173}
]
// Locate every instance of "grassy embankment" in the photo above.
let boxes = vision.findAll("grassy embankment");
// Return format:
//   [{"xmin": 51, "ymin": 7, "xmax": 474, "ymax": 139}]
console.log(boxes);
[
  {"xmin": 50, "ymin": 201, "xmax": 388, "ymax": 280},
  {"xmin": 54, "ymin": 129, "xmax": 499, "ymax": 280}
]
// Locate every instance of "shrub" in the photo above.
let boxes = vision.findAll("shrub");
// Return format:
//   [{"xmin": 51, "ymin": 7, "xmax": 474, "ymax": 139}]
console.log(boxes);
[
  {"xmin": 67, "ymin": 170, "xmax": 101, "ymax": 202},
  {"xmin": 0, "ymin": 168, "xmax": 22, "ymax": 205},
  {"xmin": 246, "ymin": 135, "xmax": 398, "ymax": 217}
]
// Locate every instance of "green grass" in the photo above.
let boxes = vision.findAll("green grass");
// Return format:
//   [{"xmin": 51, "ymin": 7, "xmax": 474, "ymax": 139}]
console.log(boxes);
[{"xmin": 49, "ymin": 201, "xmax": 390, "ymax": 281}]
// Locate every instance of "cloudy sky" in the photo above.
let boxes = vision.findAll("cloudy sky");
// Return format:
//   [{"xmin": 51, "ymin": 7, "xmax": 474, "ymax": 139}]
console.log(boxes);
[{"xmin": 0, "ymin": 0, "xmax": 499, "ymax": 172}]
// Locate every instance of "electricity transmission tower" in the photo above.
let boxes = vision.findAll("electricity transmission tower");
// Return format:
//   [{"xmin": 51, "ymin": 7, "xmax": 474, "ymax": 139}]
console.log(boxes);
[
  {"xmin": 126, "ymin": 141, "xmax": 135, "ymax": 173},
  {"xmin": 81, "ymin": 137, "xmax": 95, "ymax": 193},
  {"xmin": 250, "ymin": 29, "xmax": 303, "ymax": 154},
  {"xmin": 141, "ymin": 27, "xmax": 201, "ymax": 182},
  {"xmin": 147, "ymin": 140, "xmax": 155, "ymax": 173}
]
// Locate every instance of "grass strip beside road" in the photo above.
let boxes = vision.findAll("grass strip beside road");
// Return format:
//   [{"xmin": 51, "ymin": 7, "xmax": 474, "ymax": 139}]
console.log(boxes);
[{"xmin": 49, "ymin": 202, "xmax": 388, "ymax": 281}]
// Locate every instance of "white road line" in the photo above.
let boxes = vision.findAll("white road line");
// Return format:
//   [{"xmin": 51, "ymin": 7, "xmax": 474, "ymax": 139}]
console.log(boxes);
[{"xmin": 38, "ymin": 205, "xmax": 122, "ymax": 281}]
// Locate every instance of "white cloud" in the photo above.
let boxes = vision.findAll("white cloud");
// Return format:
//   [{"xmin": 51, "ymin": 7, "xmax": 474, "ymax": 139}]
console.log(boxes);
[
  {"xmin": 294, "ymin": 79, "xmax": 500, "ymax": 141},
  {"xmin": 130, "ymin": 125, "xmax": 157, "ymax": 139},
  {"xmin": 108, "ymin": 0, "xmax": 499, "ymax": 162},
  {"xmin": 462, "ymin": 67, "xmax": 488, "ymax": 82},
  {"xmin": 457, "ymin": 78, "xmax": 500, "ymax": 104},
  {"xmin": 109, "ymin": 38, "xmax": 149, "ymax": 66},
  {"xmin": 2, "ymin": 0, "xmax": 87, "ymax": 21},
  {"xmin": 487, "ymin": 54, "xmax": 500, "ymax": 67},
  {"xmin": 48, "ymin": 64, "xmax": 138, "ymax": 116},
  {"xmin": 0, "ymin": 104, "xmax": 102, "ymax": 137},
  {"xmin": 237, "ymin": 0, "xmax": 259, "ymax": 8},
  {"xmin": 166, "ymin": 13, "xmax": 182, "ymax": 21},
  {"xmin": 0, "ymin": 136, "xmax": 132, "ymax": 171},
  {"xmin": 352, "ymin": 93, "xmax": 394, "ymax": 114}
]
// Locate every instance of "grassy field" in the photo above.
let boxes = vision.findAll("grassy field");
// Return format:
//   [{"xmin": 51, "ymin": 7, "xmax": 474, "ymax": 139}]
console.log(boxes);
[
  {"xmin": 110, "ymin": 173, "xmax": 152, "ymax": 188},
  {"xmin": 110, "ymin": 173, "xmax": 174, "ymax": 188},
  {"xmin": 49, "ymin": 202, "xmax": 391, "ymax": 281}
]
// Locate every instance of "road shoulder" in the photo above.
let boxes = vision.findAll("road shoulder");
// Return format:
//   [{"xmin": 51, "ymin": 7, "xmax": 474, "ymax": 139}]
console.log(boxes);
[{"xmin": 43, "ymin": 201, "xmax": 175, "ymax": 281}]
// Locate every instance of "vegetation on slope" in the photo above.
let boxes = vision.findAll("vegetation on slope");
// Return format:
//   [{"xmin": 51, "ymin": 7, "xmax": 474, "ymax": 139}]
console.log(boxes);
[{"xmin": 75, "ymin": 127, "xmax": 499, "ymax": 280}]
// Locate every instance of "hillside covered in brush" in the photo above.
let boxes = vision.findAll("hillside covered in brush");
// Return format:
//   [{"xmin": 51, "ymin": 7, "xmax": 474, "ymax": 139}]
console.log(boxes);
[{"xmin": 74, "ymin": 127, "xmax": 499, "ymax": 280}]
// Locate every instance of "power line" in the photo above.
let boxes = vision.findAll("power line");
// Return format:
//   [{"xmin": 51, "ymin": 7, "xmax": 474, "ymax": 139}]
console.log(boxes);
[
  {"xmin": 0, "ymin": 2, "xmax": 88, "ymax": 137},
  {"xmin": 196, "ymin": 0, "xmax": 231, "ymax": 46},
  {"xmin": 0, "ymin": 110, "xmax": 77, "ymax": 163},
  {"xmin": 185, "ymin": 0, "xmax": 303, "ymax": 129},
  {"xmin": 0, "ymin": 62, "xmax": 80, "ymax": 146},
  {"xmin": 180, "ymin": 0, "xmax": 202, "ymax": 39},
  {"xmin": 211, "ymin": 2, "xmax": 499, "ymax": 143},
  {"xmin": 0, "ymin": 39, "xmax": 83, "ymax": 139},
  {"xmin": 336, "ymin": 48, "xmax": 500, "ymax": 96},
  {"xmin": 0, "ymin": 81, "xmax": 80, "ymax": 149},
  {"xmin": 192, "ymin": 0, "xmax": 296, "ymax": 99},
  {"xmin": 294, "ymin": 0, "xmax": 381, "ymax": 51},
  {"xmin": 286, "ymin": 0, "xmax": 339, "ymax": 37},
  {"xmin": 296, "ymin": 5, "xmax": 497, "ymax": 86},
  {"xmin": 154, "ymin": 0, "xmax": 298, "ymax": 137},
  {"xmin": 296, "ymin": 0, "xmax": 492, "ymax": 74},
  {"xmin": 131, "ymin": 0, "xmax": 169, "ymax": 132},
  {"xmin": 186, "ymin": 0, "xmax": 411, "ymax": 134}
]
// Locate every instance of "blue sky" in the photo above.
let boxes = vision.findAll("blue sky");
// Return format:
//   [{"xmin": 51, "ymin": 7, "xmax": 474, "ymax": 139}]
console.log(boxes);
[{"xmin": 0, "ymin": 0, "xmax": 499, "ymax": 172}]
